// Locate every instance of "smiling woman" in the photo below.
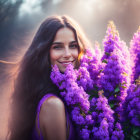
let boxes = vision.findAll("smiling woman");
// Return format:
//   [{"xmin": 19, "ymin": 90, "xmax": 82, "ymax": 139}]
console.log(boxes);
[
  {"xmin": 7, "ymin": 15, "xmax": 92, "ymax": 140},
  {"xmin": 50, "ymin": 28, "xmax": 79, "ymax": 73}
]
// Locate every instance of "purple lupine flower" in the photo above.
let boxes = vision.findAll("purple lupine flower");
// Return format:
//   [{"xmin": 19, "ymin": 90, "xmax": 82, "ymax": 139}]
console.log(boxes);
[
  {"xmin": 92, "ymin": 111, "xmax": 97, "ymax": 119},
  {"xmin": 100, "ymin": 21, "xmax": 131, "ymax": 122},
  {"xmin": 85, "ymin": 115, "xmax": 94, "ymax": 125},
  {"xmin": 80, "ymin": 128, "xmax": 91, "ymax": 140},
  {"xmin": 52, "ymin": 64, "xmax": 90, "ymax": 112},
  {"xmin": 123, "ymin": 82, "xmax": 140, "ymax": 126},
  {"xmin": 50, "ymin": 64, "xmax": 64, "ymax": 88},
  {"xmin": 94, "ymin": 41, "xmax": 102, "ymax": 63},
  {"xmin": 77, "ymin": 66, "xmax": 93, "ymax": 91},
  {"xmin": 129, "ymin": 27, "xmax": 140, "ymax": 82},
  {"xmin": 111, "ymin": 122, "xmax": 124, "ymax": 140},
  {"xmin": 96, "ymin": 93, "xmax": 114, "ymax": 133},
  {"xmin": 90, "ymin": 91, "xmax": 114, "ymax": 139},
  {"xmin": 90, "ymin": 97, "xmax": 97, "ymax": 107},
  {"xmin": 51, "ymin": 64, "xmax": 93, "ymax": 139},
  {"xmin": 80, "ymin": 48, "xmax": 101, "ymax": 90},
  {"xmin": 92, "ymin": 118, "xmax": 110, "ymax": 140},
  {"xmin": 72, "ymin": 113, "xmax": 85, "ymax": 125},
  {"xmin": 101, "ymin": 21, "xmax": 120, "ymax": 61}
]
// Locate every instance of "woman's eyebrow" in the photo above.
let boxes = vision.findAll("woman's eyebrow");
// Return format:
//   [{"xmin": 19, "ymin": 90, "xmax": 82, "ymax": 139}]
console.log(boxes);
[
  {"xmin": 52, "ymin": 41, "xmax": 77, "ymax": 45},
  {"xmin": 69, "ymin": 41, "xmax": 77, "ymax": 44},
  {"xmin": 52, "ymin": 42, "xmax": 63, "ymax": 45}
]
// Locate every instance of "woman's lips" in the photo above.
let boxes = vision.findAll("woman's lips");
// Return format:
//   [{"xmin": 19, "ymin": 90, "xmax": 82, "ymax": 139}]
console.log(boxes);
[{"xmin": 58, "ymin": 60, "xmax": 75, "ymax": 67}]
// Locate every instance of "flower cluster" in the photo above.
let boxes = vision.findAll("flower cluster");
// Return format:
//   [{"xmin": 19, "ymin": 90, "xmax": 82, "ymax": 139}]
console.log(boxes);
[
  {"xmin": 124, "ymin": 82, "xmax": 140, "ymax": 126},
  {"xmin": 99, "ymin": 21, "xmax": 131, "ymax": 122},
  {"xmin": 51, "ymin": 64, "xmax": 95, "ymax": 139},
  {"xmin": 91, "ymin": 91, "xmax": 114, "ymax": 139},
  {"xmin": 51, "ymin": 64, "xmax": 90, "ymax": 112},
  {"xmin": 129, "ymin": 27, "xmax": 140, "ymax": 83},
  {"xmin": 121, "ymin": 79, "xmax": 140, "ymax": 139},
  {"xmin": 79, "ymin": 45, "xmax": 102, "ymax": 91},
  {"xmin": 121, "ymin": 27, "xmax": 140, "ymax": 139}
]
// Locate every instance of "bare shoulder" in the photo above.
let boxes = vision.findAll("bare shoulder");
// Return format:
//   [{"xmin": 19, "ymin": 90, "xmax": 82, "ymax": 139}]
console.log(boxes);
[
  {"xmin": 39, "ymin": 96, "xmax": 67, "ymax": 139},
  {"xmin": 41, "ymin": 96, "xmax": 65, "ymax": 113}
]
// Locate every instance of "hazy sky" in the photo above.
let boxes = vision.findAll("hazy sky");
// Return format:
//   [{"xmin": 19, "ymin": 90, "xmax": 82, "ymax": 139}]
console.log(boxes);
[{"xmin": 16, "ymin": 0, "xmax": 140, "ymax": 47}]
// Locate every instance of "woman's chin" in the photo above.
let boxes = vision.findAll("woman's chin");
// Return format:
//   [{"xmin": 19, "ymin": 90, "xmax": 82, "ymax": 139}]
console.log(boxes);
[
  {"xmin": 58, "ymin": 63, "xmax": 76, "ymax": 73},
  {"xmin": 59, "ymin": 67, "xmax": 66, "ymax": 73}
]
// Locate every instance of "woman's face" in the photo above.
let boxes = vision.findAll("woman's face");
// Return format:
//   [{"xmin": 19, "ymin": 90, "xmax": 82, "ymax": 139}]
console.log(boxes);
[{"xmin": 50, "ymin": 27, "xmax": 79, "ymax": 73}]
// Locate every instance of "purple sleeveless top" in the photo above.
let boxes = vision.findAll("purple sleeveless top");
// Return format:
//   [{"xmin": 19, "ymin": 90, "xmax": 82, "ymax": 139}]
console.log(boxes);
[{"xmin": 32, "ymin": 93, "xmax": 77, "ymax": 140}]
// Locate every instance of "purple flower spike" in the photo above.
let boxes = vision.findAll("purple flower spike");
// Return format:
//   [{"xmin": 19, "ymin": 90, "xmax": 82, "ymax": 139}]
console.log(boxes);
[
  {"xmin": 129, "ymin": 27, "xmax": 140, "ymax": 82},
  {"xmin": 123, "ymin": 82, "xmax": 140, "ymax": 126},
  {"xmin": 50, "ymin": 64, "xmax": 64, "ymax": 87},
  {"xmin": 100, "ymin": 21, "xmax": 131, "ymax": 122}
]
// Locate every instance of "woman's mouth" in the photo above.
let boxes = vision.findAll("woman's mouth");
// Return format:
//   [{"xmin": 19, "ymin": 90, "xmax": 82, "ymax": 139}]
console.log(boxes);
[{"xmin": 58, "ymin": 60, "xmax": 75, "ymax": 67}]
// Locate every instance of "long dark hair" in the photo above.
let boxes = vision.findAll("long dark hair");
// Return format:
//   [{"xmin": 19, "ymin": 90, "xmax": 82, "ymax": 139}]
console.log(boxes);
[{"xmin": 7, "ymin": 15, "xmax": 91, "ymax": 140}]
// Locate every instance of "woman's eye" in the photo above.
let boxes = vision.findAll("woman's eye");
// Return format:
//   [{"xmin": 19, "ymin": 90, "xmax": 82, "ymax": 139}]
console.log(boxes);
[
  {"xmin": 53, "ymin": 45, "xmax": 63, "ymax": 49},
  {"xmin": 70, "ymin": 44, "xmax": 78, "ymax": 49}
]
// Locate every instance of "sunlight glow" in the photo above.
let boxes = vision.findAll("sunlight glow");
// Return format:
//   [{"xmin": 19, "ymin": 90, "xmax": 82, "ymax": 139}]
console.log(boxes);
[
  {"xmin": 79, "ymin": 0, "xmax": 95, "ymax": 13},
  {"xmin": 52, "ymin": 0, "xmax": 63, "ymax": 5},
  {"xmin": 19, "ymin": 0, "xmax": 42, "ymax": 17}
]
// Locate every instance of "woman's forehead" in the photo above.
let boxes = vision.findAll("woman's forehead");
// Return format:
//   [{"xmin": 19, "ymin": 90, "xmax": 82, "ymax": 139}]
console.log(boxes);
[{"xmin": 53, "ymin": 27, "xmax": 76, "ymax": 43}]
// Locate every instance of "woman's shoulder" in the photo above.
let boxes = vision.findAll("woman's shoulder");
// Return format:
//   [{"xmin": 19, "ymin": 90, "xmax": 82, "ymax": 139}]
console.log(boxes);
[
  {"xmin": 37, "ymin": 93, "xmax": 62, "ymax": 109},
  {"xmin": 41, "ymin": 95, "xmax": 65, "ymax": 112},
  {"xmin": 38, "ymin": 93, "xmax": 65, "ymax": 121},
  {"xmin": 38, "ymin": 95, "xmax": 67, "ymax": 139}
]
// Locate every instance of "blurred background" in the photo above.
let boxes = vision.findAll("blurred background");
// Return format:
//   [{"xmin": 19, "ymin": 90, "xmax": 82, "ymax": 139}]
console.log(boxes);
[{"xmin": 0, "ymin": 0, "xmax": 140, "ymax": 139}]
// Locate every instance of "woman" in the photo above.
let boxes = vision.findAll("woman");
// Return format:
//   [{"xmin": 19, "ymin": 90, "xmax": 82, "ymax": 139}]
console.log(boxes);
[{"xmin": 8, "ymin": 15, "xmax": 91, "ymax": 140}]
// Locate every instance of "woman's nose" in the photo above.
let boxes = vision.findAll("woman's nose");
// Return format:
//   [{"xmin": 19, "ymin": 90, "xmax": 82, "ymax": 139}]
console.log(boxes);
[{"xmin": 63, "ymin": 47, "xmax": 71, "ymax": 58}]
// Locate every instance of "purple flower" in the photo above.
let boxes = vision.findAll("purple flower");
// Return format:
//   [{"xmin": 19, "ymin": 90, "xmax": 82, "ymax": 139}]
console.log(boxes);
[
  {"xmin": 51, "ymin": 63, "xmax": 92, "ymax": 139},
  {"xmin": 80, "ymin": 48, "xmax": 101, "ymax": 90},
  {"xmin": 85, "ymin": 115, "xmax": 94, "ymax": 125},
  {"xmin": 80, "ymin": 128, "xmax": 90, "ymax": 140},
  {"xmin": 90, "ymin": 98, "xmax": 97, "ymax": 107},
  {"xmin": 111, "ymin": 123, "xmax": 124, "ymax": 140},
  {"xmin": 71, "ymin": 107, "xmax": 86, "ymax": 125},
  {"xmin": 129, "ymin": 27, "xmax": 140, "ymax": 82},
  {"xmin": 90, "ymin": 92, "xmax": 115, "ymax": 138},
  {"xmin": 92, "ymin": 118, "xmax": 110, "ymax": 140},
  {"xmin": 77, "ymin": 66, "xmax": 93, "ymax": 91},
  {"xmin": 99, "ymin": 22, "xmax": 131, "ymax": 123},
  {"xmin": 123, "ymin": 83, "xmax": 140, "ymax": 126},
  {"xmin": 92, "ymin": 111, "xmax": 97, "ymax": 119},
  {"xmin": 50, "ymin": 64, "xmax": 64, "ymax": 87}
]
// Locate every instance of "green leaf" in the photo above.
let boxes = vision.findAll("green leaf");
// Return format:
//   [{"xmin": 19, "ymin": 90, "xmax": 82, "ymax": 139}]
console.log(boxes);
[
  {"xmin": 102, "ymin": 59, "xmax": 108, "ymax": 63},
  {"xmin": 99, "ymin": 69, "xmax": 104, "ymax": 73},
  {"xmin": 133, "ymin": 127, "xmax": 140, "ymax": 135},
  {"xmin": 89, "ymin": 94, "xmax": 95, "ymax": 100},
  {"xmin": 135, "ymin": 135, "xmax": 140, "ymax": 139},
  {"xmin": 114, "ymin": 87, "xmax": 120, "ymax": 93},
  {"xmin": 88, "ymin": 111, "xmax": 92, "ymax": 114},
  {"xmin": 109, "ymin": 103, "xmax": 114, "ymax": 109},
  {"xmin": 105, "ymin": 52, "xmax": 110, "ymax": 56},
  {"xmin": 131, "ymin": 136, "xmax": 137, "ymax": 140},
  {"xmin": 88, "ymin": 89, "xmax": 97, "ymax": 95}
]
